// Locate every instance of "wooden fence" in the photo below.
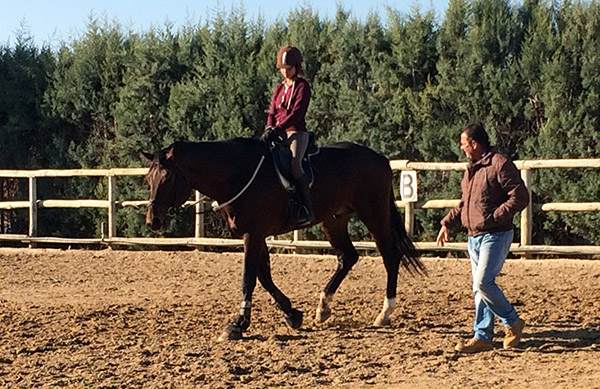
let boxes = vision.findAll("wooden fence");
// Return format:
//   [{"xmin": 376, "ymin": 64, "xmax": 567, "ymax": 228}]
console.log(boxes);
[{"xmin": 1, "ymin": 159, "xmax": 600, "ymax": 256}]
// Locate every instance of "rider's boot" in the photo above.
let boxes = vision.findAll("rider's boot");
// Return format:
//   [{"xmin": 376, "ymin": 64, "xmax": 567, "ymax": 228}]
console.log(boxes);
[{"xmin": 292, "ymin": 174, "xmax": 315, "ymax": 228}]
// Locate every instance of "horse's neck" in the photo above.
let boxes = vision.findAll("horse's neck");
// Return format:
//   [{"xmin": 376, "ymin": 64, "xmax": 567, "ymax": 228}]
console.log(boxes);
[{"xmin": 177, "ymin": 141, "xmax": 262, "ymax": 202}]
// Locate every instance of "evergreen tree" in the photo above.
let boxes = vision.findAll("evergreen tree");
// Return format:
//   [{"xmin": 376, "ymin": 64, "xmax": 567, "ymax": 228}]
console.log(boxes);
[
  {"xmin": 359, "ymin": 8, "xmax": 438, "ymax": 158},
  {"xmin": 113, "ymin": 26, "xmax": 185, "ymax": 164},
  {"xmin": 518, "ymin": 0, "xmax": 558, "ymax": 139},
  {"xmin": 0, "ymin": 29, "xmax": 54, "ymax": 234},
  {"xmin": 311, "ymin": 8, "xmax": 373, "ymax": 145},
  {"xmin": 0, "ymin": 31, "xmax": 54, "ymax": 168},
  {"xmin": 168, "ymin": 11, "xmax": 267, "ymax": 142},
  {"xmin": 524, "ymin": 1, "xmax": 600, "ymax": 244},
  {"xmin": 46, "ymin": 18, "xmax": 132, "ymax": 168}
]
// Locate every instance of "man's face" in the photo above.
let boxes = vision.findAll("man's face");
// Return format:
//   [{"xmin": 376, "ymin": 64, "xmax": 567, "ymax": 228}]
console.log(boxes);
[{"xmin": 460, "ymin": 132, "xmax": 481, "ymax": 161}]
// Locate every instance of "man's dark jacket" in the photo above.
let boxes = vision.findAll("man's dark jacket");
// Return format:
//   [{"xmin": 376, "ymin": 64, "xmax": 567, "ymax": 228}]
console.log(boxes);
[{"xmin": 441, "ymin": 150, "xmax": 529, "ymax": 236}]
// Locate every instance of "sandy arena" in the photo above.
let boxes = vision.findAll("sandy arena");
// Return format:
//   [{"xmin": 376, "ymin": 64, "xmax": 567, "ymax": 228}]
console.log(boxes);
[{"xmin": 0, "ymin": 248, "xmax": 599, "ymax": 388}]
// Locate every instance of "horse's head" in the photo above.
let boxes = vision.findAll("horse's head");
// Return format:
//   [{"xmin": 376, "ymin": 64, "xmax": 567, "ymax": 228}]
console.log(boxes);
[{"xmin": 142, "ymin": 147, "xmax": 192, "ymax": 231}]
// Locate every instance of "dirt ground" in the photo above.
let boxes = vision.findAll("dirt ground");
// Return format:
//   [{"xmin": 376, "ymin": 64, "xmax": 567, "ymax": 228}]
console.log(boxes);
[{"xmin": 0, "ymin": 248, "xmax": 599, "ymax": 388}]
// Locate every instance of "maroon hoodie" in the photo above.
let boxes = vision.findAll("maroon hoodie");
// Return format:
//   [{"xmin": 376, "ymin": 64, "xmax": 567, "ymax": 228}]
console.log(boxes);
[{"xmin": 266, "ymin": 77, "xmax": 311, "ymax": 132}]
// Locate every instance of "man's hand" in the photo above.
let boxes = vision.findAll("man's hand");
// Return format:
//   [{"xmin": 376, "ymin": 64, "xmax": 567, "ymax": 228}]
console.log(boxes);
[{"xmin": 436, "ymin": 225, "xmax": 450, "ymax": 246}]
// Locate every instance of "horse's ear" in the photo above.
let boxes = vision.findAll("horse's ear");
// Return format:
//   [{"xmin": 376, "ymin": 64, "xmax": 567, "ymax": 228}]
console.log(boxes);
[
  {"xmin": 141, "ymin": 151, "xmax": 154, "ymax": 163},
  {"xmin": 165, "ymin": 147, "xmax": 175, "ymax": 160}
]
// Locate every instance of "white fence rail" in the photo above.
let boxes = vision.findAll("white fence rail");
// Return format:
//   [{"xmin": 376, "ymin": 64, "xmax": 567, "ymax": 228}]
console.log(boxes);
[{"xmin": 1, "ymin": 159, "xmax": 600, "ymax": 255}]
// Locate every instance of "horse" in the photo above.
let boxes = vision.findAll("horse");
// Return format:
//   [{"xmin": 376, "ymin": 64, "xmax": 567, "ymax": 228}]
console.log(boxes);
[{"xmin": 142, "ymin": 137, "xmax": 424, "ymax": 341}]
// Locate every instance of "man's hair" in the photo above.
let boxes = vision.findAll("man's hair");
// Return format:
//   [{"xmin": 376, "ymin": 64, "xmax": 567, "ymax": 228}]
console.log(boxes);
[{"xmin": 461, "ymin": 122, "xmax": 491, "ymax": 149}]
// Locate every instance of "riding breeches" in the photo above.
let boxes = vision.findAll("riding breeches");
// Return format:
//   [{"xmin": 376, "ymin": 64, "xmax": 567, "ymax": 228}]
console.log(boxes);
[{"xmin": 287, "ymin": 131, "xmax": 309, "ymax": 179}]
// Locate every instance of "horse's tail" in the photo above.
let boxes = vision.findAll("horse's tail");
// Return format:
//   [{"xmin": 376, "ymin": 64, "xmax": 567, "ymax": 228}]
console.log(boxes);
[{"xmin": 389, "ymin": 192, "xmax": 426, "ymax": 275}]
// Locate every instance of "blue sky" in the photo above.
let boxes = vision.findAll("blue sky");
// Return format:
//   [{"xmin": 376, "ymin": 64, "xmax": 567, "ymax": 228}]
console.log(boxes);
[{"xmin": 1, "ymin": 0, "xmax": 449, "ymax": 47}]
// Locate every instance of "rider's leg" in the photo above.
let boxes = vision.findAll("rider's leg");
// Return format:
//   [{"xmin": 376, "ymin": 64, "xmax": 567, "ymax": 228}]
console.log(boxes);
[
  {"xmin": 287, "ymin": 131, "xmax": 314, "ymax": 225},
  {"xmin": 288, "ymin": 131, "xmax": 309, "ymax": 179}
]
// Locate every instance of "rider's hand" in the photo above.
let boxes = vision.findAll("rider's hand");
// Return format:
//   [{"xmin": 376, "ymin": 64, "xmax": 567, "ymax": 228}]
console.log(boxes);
[
  {"xmin": 260, "ymin": 126, "xmax": 275, "ymax": 142},
  {"xmin": 260, "ymin": 126, "xmax": 282, "ymax": 143},
  {"xmin": 436, "ymin": 225, "xmax": 450, "ymax": 246}
]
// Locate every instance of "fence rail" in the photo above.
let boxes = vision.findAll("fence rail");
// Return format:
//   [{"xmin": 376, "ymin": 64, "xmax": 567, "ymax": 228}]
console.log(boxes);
[{"xmin": 1, "ymin": 159, "xmax": 599, "ymax": 255}]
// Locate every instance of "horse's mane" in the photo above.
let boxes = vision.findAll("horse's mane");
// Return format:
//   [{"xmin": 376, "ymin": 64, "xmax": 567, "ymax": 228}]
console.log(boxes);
[
  {"xmin": 225, "ymin": 137, "xmax": 266, "ymax": 151},
  {"xmin": 165, "ymin": 137, "xmax": 266, "ymax": 160}
]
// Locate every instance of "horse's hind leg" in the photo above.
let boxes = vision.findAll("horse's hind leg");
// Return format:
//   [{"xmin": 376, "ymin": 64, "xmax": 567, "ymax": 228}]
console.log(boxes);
[
  {"xmin": 355, "ymin": 201, "xmax": 400, "ymax": 326},
  {"xmin": 315, "ymin": 215, "xmax": 359, "ymax": 324},
  {"xmin": 255, "ymin": 240, "xmax": 303, "ymax": 330}
]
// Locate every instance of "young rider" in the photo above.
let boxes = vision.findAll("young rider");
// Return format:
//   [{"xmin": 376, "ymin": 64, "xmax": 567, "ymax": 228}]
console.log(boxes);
[{"xmin": 264, "ymin": 45, "xmax": 314, "ymax": 227}]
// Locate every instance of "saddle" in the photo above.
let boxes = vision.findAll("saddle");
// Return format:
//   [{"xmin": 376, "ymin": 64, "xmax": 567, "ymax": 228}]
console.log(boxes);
[
  {"xmin": 262, "ymin": 128, "xmax": 318, "ymax": 228},
  {"xmin": 263, "ymin": 129, "xmax": 318, "ymax": 192}
]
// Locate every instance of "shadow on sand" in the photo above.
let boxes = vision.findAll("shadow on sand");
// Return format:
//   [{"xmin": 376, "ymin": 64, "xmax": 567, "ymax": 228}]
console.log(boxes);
[{"xmin": 517, "ymin": 321, "xmax": 600, "ymax": 353}]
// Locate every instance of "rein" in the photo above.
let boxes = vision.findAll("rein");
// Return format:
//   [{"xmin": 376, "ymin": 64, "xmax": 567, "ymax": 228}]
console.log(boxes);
[
  {"xmin": 177, "ymin": 155, "xmax": 266, "ymax": 214},
  {"xmin": 211, "ymin": 155, "xmax": 265, "ymax": 211}
]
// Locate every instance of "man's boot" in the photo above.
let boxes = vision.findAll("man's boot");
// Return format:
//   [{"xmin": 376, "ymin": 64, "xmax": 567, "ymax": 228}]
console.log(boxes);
[
  {"xmin": 455, "ymin": 338, "xmax": 494, "ymax": 353},
  {"xmin": 292, "ymin": 174, "xmax": 315, "ymax": 228},
  {"xmin": 503, "ymin": 319, "xmax": 526, "ymax": 349}
]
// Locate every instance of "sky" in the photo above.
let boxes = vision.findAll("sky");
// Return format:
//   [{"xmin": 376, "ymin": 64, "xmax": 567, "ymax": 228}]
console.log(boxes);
[{"xmin": 1, "ymin": 0, "xmax": 449, "ymax": 47}]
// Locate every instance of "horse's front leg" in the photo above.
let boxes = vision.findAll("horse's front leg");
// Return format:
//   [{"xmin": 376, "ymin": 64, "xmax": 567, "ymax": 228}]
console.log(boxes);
[
  {"xmin": 255, "ymin": 239, "xmax": 303, "ymax": 330},
  {"xmin": 218, "ymin": 233, "xmax": 259, "ymax": 342}
]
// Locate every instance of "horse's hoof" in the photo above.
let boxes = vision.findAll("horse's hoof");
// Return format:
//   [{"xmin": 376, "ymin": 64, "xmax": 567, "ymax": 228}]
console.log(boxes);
[
  {"xmin": 314, "ymin": 307, "xmax": 331, "ymax": 324},
  {"xmin": 217, "ymin": 324, "xmax": 243, "ymax": 342},
  {"xmin": 373, "ymin": 314, "xmax": 391, "ymax": 327},
  {"xmin": 284, "ymin": 308, "xmax": 303, "ymax": 330}
]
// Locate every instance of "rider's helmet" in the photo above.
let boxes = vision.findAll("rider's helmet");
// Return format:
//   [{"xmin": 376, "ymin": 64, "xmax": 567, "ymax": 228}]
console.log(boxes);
[{"xmin": 276, "ymin": 46, "xmax": 303, "ymax": 69}]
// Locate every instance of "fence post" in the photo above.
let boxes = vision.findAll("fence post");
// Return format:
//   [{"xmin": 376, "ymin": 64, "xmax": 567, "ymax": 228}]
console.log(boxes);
[
  {"xmin": 399, "ymin": 169, "xmax": 417, "ymax": 237},
  {"xmin": 520, "ymin": 169, "xmax": 532, "ymax": 257},
  {"xmin": 28, "ymin": 177, "xmax": 37, "ymax": 246},
  {"xmin": 194, "ymin": 190, "xmax": 204, "ymax": 239},
  {"xmin": 107, "ymin": 175, "xmax": 117, "ymax": 239},
  {"xmin": 293, "ymin": 229, "xmax": 305, "ymax": 254},
  {"xmin": 404, "ymin": 203, "xmax": 415, "ymax": 237}
]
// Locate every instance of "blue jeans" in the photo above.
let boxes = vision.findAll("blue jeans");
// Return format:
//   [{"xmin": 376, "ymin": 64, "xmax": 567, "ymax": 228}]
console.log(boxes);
[{"xmin": 468, "ymin": 230, "xmax": 520, "ymax": 342}]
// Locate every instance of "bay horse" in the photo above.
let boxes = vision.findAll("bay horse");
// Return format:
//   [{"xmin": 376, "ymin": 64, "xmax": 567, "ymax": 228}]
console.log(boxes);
[{"xmin": 142, "ymin": 137, "xmax": 424, "ymax": 341}]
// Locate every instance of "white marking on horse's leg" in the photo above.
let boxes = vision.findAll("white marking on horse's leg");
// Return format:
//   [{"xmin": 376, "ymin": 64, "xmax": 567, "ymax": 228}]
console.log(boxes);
[
  {"xmin": 373, "ymin": 297, "xmax": 396, "ymax": 326},
  {"xmin": 318, "ymin": 292, "xmax": 333, "ymax": 310},
  {"xmin": 239, "ymin": 300, "xmax": 252, "ymax": 315},
  {"xmin": 315, "ymin": 292, "xmax": 333, "ymax": 324},
  {"xmin": 217, "ymin": 300, "xmax": 252, "ymax": 342}
]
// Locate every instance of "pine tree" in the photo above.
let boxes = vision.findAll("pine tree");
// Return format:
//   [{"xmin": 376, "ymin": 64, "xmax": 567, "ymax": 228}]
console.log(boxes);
[
  {"xmin": 0, "ymin": 30, "xmax": 54, "ymax": 168},
  {"xmin": 46, "ymin": 18, "xmax": 132, "ymax": 168},
  {"xmin": 168, "ymin": 10, "xmax": 267, "ymax": 142},
  {"xmin": 518, "ymin": 0, "xmax": 558, "ymax": 139},
  {"xmin": 310, "ymin": 7, "xmax": 373, "ymax": 145},
  {"xmin": 0, "ymin": 29, "xmax": 55, "ymax": 234},
  {"xmin": 113, "ymin": 25, "xmax": 184, "ymax": 164},
  {"xmin": 526, "ymin": 1, "xmax": 600, "ymax": 244}
]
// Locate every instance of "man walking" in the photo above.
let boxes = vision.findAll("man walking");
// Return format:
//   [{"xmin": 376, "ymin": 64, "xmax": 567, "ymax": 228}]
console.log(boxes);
[{"xmin": 437, "ymin": 123, "xmax": 529, "ymax": 353}]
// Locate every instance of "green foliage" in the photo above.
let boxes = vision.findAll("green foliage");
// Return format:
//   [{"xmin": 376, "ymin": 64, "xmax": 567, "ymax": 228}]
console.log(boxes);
[
  {"xmin": 0, "ymin": 31, "xmax": 54, "ymax": 168},
  {"xmin": 168, "ymin": 12, "xmax": 270, "ymax": 142},
  {"xmin": 1, "ymin": 2, "xmax": 600, "ymax": 245}
]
